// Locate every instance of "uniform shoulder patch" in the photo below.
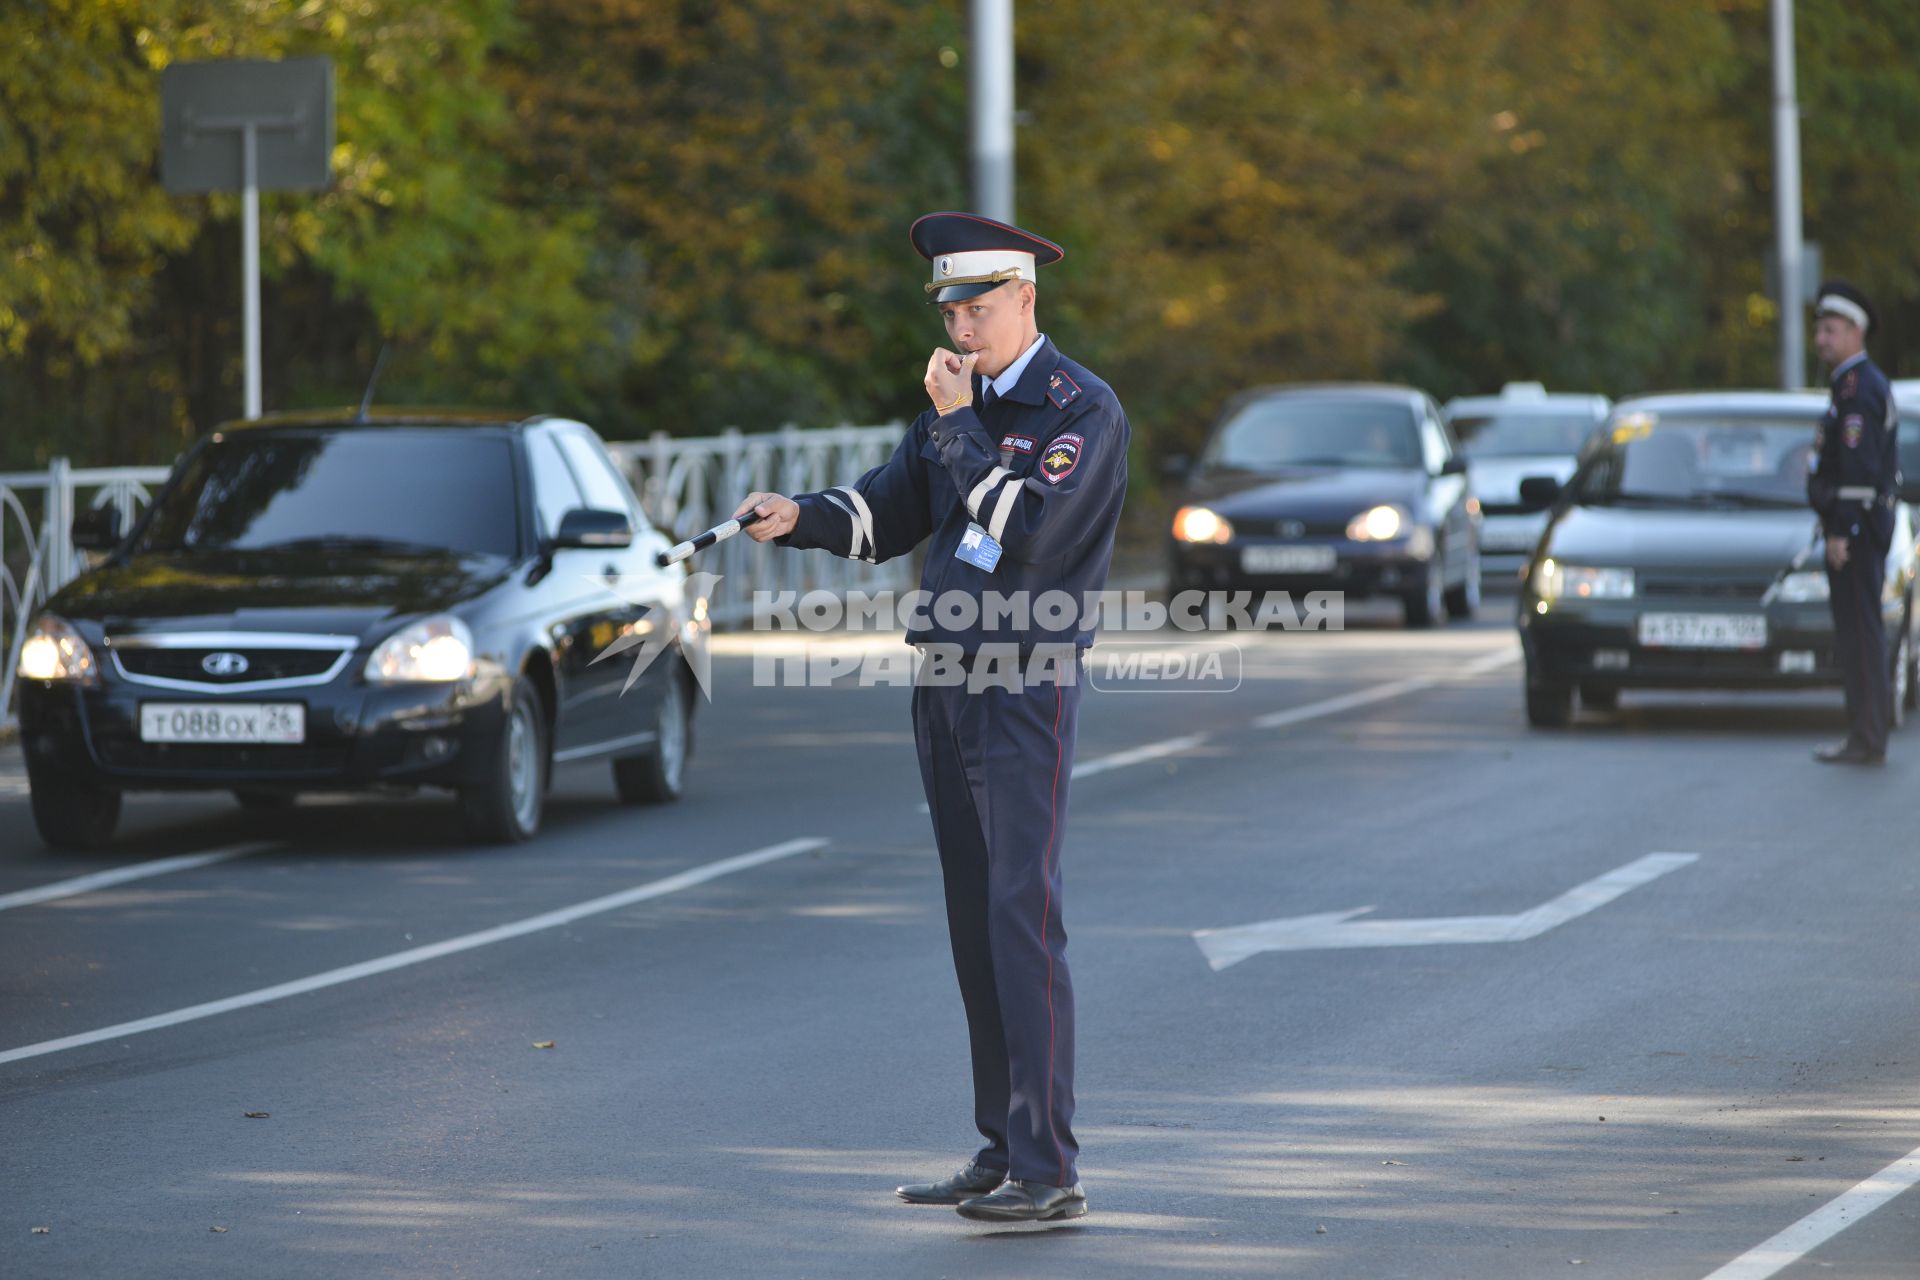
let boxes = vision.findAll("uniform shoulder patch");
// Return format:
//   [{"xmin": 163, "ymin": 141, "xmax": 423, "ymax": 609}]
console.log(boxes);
[
  {"xmin": 1046, "ymin": 369, "xmax": 1082, "ymax": 409},
  {"xmin": 1041, "ymin": 432, "xmax": 1084, "ymax": 484},
  {"xmin": 1841, "ymin": 370, "xmax": 1860, "ymax": 398}
]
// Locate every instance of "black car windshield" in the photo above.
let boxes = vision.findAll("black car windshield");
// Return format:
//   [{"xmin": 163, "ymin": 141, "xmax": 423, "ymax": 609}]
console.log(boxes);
[
  {"xmin": 1205, "ymin": 398, "xmax": 1421, "ymax": 470},
  {"xmin": 1576, "ymin": 415, "xmax": 1815, "ymax": 507},
  {"xmin": 132, "ymin": 429, "xmax": 520, "ymax": 557},
  {"xmin": 1452, "ymin": 410, "xmax": 1594, "ymax": 458}
]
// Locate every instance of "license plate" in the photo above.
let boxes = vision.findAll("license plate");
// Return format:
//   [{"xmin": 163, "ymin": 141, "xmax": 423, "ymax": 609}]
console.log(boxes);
[
  {"xmin": 1241, "ymin": 544, "xmax": 1337, "ymax": 574},
  {"xmin": 1480, "ymin": 526, "xmax": 1539, "ymax": 552},
  {"xmin": 1636, "ymin": 613, "xmax": 1768, "ymax": 651},
  {"xmin": 139, "ymin": 703, "xmax": 306, "ymax": 744}
]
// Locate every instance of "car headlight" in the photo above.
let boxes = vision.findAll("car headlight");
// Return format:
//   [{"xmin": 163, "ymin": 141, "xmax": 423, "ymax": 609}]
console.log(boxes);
[
  {"xmin": 1773, "ymin": 570, "xmax": 1829, "ymax": 603},
  {"xmin": 1345, "ymin": 505, "xmax": 1406, "ymax": 541},
  {"xmin": 1532, "ymin": 559, "xmax": 1635, "ymax": 601},
  {"xmin": 364, "ymin": 615, "xmax": 475, "ymax": 683},
  {"xmin": 1173, "ymin": 506, "xmax": 1234, "ymax": 544},
  {"xmin": 15, "ymin": 615, "xmax": 99, "ymax": 684}
]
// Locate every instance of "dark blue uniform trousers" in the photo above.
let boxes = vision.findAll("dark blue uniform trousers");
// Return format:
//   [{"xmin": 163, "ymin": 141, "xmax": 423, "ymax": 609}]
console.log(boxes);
[
  {"xmin": 1829, "ymin": 547, "xmax": 1891, "ymax": 754},
  {"xmin": 911, "ymin": 673, "xmax": 1080, "ymax": 1187}
]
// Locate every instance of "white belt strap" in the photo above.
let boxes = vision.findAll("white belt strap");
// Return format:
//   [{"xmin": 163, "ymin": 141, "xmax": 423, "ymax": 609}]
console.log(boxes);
[
  {"xmin": 820, "ymin": 492, "xmax": 862, "ymax": 559},
  {"xmin": 1836, "ymin": 486, "xmax": 1878, "ymax": 501},
  {"xmin": 835, "ymin": 486, "xmax": 878, "ymax": 562},
  {"xmin": 987, "ymin": 474, "xmax": 1024, "ymax": 544},
  {"xmin": 966, "ymin": 467, "xmax": 1011, "ymax": 520}
]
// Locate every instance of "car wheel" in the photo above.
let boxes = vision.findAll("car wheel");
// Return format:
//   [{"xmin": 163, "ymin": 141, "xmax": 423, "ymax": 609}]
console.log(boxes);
[
  {"xmin": 1525, "ymin": 664, "xmax": 1573, "ymax": 729},
  {"xmin": 458, "ymin": 675, "xmax": 548, "ymax": 843},
  {"xmin": 233, "ymin": 790, "xmax": 296, "ymax": 811},
  {"xmin": 614, "ymin": 665, "xmax": 692, "ymax": 805},
  {"xmin": 1578, "ymin": 683, "xmax": 1620, "ymax": 712},
  {"xmin": 1445, "ymin": 547, "xmax": 1482, "ymax": 622},
  {"xmin": 28, "ymin": 766, "xmax": 122, "ymax": 851},
  {"xmin": 1402, "ymin": 557, "xmax": 1445, "ymax": 628}
]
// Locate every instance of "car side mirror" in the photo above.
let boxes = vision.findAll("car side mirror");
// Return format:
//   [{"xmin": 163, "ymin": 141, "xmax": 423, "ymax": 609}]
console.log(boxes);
[
  {"xmin": 552, "ymin": 507, "xmax": 633, "ymax": 550},
  {"xmin": 1438, "ymin": 456, "xmax": 1468, "ymax": 477},
  {"xmin": 1517, "ymin": 476, "xmax": 1561, "ymax": 511},
  {"xmin": 71, "ymin": 507, "xmax": 122, "ymax": 552},
  {"xmin": 1160, "ymin": 454, "xmax": 1192, "ymax": 483}
]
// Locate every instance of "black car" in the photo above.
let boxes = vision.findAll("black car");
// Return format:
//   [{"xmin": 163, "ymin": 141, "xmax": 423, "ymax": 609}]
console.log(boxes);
[
  {"xmin": 14, "ymin": 411, "xmax": 702, "ymax": 848},
  {"xmin": 1515, "ymin": 391, "xmax": 1920, "ymax": 728},
  {"xmin": 1166, "ymin": 384, "xmax": 1482, "ymax": 626}
]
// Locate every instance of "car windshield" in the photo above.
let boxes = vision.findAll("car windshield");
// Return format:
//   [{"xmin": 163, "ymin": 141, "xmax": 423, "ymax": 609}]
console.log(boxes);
[
  {"xmin": 132, "ymin": 429, "xmax": 520, "ymax": 557},
  {"xmin": 1205, "ymin": 398, "xmax": 1421, "ymax": 470},
  {"xmin": 1452, "ymin": 410, "xmax": 1595, "ymax": 458},
  {"xmin": 1575, "ymin": 415, "xmax": 1816, "ymax": 507}
]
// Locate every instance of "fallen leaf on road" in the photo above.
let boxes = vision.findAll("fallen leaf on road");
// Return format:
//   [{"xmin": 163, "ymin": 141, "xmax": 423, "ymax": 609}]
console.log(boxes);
[
  {"xmin": 243, "ymin": 1111, "xmax": 270, "ymax": 1119},
  {"xmin": 1315, "ymin": 1225, "xmax": 1328, "ymax": 1234},
  {"xmin": 1785, "ymin": 1156, "xmax": 1805, "ymax": 1162},
  {"xmin": 31, "ymin": 1227, "xmax": 49, "ymax": 1234},
  {"xmin": 1380, "ymin": 1160, "xmax": 1405, "ymax": 1166},
  {"xmin": 210, "ymin": 1226, "xmax": 228, "ymax": 1233},
  {"xmin": 532, "ymin": 1041, "xmax": 556, "ymax": 1050}
]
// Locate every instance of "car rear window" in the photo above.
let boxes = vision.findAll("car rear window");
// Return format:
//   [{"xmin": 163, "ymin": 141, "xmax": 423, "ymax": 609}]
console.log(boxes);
[
  {"xmin": 1451, "ymin": 411, "xmax": 1595, "ymax": 458},
  {"xmin": 133, "ymin": 429, "xmax": 520, "ymax": 557},
  {"xmin": 1206, "ymin": 399, "xmax": 1421, "ymax": 470}
]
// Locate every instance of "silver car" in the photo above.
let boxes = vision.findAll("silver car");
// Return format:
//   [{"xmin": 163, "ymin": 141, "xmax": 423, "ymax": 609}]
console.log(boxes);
[{"xmin": 1444, "ymin": 383, "xmax": 1610, "ymax": 585}]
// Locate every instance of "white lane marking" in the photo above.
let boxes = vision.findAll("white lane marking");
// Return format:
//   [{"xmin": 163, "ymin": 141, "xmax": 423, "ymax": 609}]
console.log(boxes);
[
  {"xmin": 1703, "ymin": 1147, "xmax": 1920, "ymax": 1280},
  {"xmin": 0, "ymin": 842, "xmax": 278, "ymax": 913},
  {"xmin": 0, "ymin": 837, "xmax": 828, "ymax": 1068},
  {"xmin": 1193, "ymin": 852, "xmax": 1698, "ymax": 970},
  {"xmin": 913, "ymin": 642, "xmax": 1518, "ymax": 814},
  {"xmin": 1250, "ymin": 646, "xmax": 1519, "ymax": 729}
]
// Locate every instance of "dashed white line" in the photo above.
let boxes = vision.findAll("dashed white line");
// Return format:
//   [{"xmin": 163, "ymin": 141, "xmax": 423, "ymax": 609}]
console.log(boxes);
[
  {"xmin": 0, "ymin": 836, "xmax": 828, "ymax": 1068},
  {"xmin": 0, "ymin": 842, "xmax": 278, "ymax": 913},
  {"xmin": 1702, "ymin": 1145, "xmax": 1920, "ymax": 1279}
]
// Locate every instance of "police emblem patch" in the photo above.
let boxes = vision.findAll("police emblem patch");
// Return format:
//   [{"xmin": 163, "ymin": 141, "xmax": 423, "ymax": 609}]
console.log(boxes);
[
  {"xmin": 1000, "ymin": 433, "xmax": 1037, "ymax": 455},
  {"xmin": 1041, "ymin": 433, "xmax": 1084, "ymax": 484},
  {"xmin": 1046, "ymin": 369, "xmax": 1082, "ymax": 409},
  {"xmin": 1844, "ymin": 414, "xmax": 1864, "ymax": 448}
]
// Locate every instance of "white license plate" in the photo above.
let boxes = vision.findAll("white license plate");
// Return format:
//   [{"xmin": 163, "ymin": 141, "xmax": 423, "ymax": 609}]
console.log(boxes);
[
  {"xmin": 1636, "ymin": 613, "xmax": 1768, "ymax": 651},
  {"xmin": 1241, "ymin": 544, "xmax": 1337, "ymax": 574},
  {"xmin": 139, "ymin": 703, "xmax": 306, "ymax": 744}
]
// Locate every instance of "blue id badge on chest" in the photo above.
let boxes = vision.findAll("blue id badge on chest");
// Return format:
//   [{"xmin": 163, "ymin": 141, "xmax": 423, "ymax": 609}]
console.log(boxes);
[{"xmin": 954, "ymin": 522, "xmax": 1003, "ymax": 573}]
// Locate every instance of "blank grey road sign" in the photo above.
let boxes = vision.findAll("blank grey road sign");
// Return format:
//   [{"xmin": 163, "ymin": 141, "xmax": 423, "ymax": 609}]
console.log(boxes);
[{"xmin": 160, "ymin": 58, "xmax": 334, "ymax": 193}]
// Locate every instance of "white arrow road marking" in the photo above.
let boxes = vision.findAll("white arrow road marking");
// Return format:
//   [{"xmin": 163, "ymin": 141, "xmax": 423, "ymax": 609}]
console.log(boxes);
[
  {"xmin": 1702, "ymin": 1145, "xmax": 1920, "ymax": 1280},
  {"xmin": 1193, "ymin": 852, "xmax": 1699, "ymax": 971}
]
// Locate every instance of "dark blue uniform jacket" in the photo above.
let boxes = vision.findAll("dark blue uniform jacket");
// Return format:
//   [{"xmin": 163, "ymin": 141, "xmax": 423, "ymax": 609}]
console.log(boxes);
[
  {"xmin": 1809, "ymin": 354, "xmax": 1899, "ymax": 551},
  {"xmin": 779, "ymin": 337, "xmax": 1129, "ymax": 655}
]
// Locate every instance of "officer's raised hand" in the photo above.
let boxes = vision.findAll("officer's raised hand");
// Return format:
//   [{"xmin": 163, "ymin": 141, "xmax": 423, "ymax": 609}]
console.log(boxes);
[
  {"xmin": 924, "ymin": 349, "xmax": 978, "ymax": 415},
  {"xmin": 732, "ymin": 492, "xmax": 799, "ymax": 541}
]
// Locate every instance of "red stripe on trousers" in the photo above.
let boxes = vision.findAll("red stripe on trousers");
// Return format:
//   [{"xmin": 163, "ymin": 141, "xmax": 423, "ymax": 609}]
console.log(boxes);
[{"xmin": 1040, "ymin": 681, "xmax": 1066, "ymax": 1186}]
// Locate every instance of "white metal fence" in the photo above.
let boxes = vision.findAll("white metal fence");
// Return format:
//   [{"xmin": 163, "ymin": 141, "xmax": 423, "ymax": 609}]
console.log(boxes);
[{"xmin": 2, "ymin": 424, "xmax": 910, "ymax": 730}]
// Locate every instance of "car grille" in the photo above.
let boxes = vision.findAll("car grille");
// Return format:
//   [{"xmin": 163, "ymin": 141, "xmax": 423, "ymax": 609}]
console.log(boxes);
[
  {"xmin": 1639, "ymin": 576, "xmax": 1774, "ymax": 602},
  {"xmin": 114, "ymin": 647, "xmax": 345, "ymax": 685},
  {"xmin": 93, "ymin": 734, "xmax": 348, "ymax": 777},
  {"xmin": 1248, "ymin": 518, "xmax": 1349, "ymax": 538}
]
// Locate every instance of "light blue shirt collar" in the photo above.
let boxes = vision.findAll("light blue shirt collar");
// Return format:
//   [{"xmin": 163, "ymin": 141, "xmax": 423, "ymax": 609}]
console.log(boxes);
[
  {"xmin": 988, "ymin": 333, "xmax": 1047, "ymax": 400},
  {"xmin": 1833, "ymin": 350, "xmax": 1868, "ymax": 382}
]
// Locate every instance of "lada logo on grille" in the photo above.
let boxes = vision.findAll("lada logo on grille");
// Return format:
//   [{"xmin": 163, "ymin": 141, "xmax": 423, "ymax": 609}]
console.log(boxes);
[
  {"xmin": 1279, "ymin": 520, "xmax": 1307, "ymax": 539},
  {"xmin": 201, "ymin": 651, "xmax": 250, "ymax": 677}
]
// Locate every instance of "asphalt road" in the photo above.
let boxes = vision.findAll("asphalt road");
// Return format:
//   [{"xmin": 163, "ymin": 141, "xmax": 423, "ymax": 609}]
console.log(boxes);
[{"xmin": 5, "ymin": 602, "xmax": 1919, "ymax": 1278}]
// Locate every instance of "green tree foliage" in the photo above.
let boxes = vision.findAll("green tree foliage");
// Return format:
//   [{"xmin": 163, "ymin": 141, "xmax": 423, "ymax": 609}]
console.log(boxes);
[{"xmin": 4, "ymin": 0, "xmax": 1919, "ymax": 477}]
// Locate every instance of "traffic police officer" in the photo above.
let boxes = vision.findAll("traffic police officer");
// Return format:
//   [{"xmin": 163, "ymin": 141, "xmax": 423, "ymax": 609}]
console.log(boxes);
[
  {"xmin": 1807, "ymin": 279, "xmax": 1898, "ymax": 765},
  {"xmin": 734, "ymin": 212, "xmax": 1129, "ymax": 1222}
]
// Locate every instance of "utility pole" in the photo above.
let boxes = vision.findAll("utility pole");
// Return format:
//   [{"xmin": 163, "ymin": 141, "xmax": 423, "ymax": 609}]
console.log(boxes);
[
  {"xmin": 970, "ymin": 0, "xmax": 1014, "ymax": 222},
  {"xmin": 1772, "ymin": 0, "xmax": 1805, "ymax": 389}
]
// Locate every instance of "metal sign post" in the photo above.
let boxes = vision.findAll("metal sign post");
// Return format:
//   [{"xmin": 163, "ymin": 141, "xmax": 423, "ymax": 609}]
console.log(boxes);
[
  {"xmin": 161, "ymin": 58, "xmax": 334, "ymax": 419},
  {"xmin": 970, "ymin": 0, "xmax": 1015, "ymax": 223},
  {"xmin": 1771, "ymin": 0, "xmax": 1804, "ymax": 389}
]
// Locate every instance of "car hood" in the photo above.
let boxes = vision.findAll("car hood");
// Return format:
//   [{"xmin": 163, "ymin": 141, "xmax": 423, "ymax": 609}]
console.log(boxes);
[
  {"xmin": 48, "ymin": 550, "xmax": 515, "ymax": 643},
  {"xmin": 1183, "ymin": 466, "xmax": 1429, "ymax": 522},
  {"xmin": 1544, "ymin": 505, "xmax": 1815, "ymax": 574},
  {"xmin": 1467, "ymin": 454, "xmax": 1579, "ymax": 505}
]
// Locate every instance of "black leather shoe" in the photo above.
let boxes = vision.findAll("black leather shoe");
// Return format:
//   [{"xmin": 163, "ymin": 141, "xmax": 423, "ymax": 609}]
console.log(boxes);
[
  {"xmin": 895, "ymin": 1161, "xmax": 1006, "ymax": 1205},
  {"xmin": 1814, "ymin": 741, "xmax": 1886, "ymax": 765},
  {"xmin": 956, "ymin": 1179, "xmax": 1087, "ymax": 1222}
]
